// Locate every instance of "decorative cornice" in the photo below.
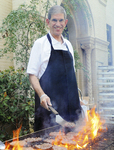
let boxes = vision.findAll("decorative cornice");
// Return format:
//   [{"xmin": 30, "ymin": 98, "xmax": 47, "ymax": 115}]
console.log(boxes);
[
  {"xmin": 77, "ymin": 36, "xmax": 109, "ymax": 46},
  {"xmin": 99, "ymin": 0, "xmax": 107, "ymax": 7},
  {"xmin": 77, "ymin": 36, "xmax": 109, "ymax": 51},
  {"xmin": 94, "ymin": 38, "xmax": 109, "ymax": 46},
  {"xmin": 81, "ymin": 44, "xmax": 94, "ymax": 51},
  {"xmin": 94, "ymin": 38, "xmax": 109, "ymax": 52},
  {"xmin": 77, "ymin": 36, "xmax": 95, "ymax": 45}
]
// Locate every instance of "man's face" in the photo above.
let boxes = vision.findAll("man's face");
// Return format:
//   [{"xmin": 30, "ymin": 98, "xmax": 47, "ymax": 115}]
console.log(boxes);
[{"xmin": 46, "ymin": 13, "xmax": 68, "ymax": 39}]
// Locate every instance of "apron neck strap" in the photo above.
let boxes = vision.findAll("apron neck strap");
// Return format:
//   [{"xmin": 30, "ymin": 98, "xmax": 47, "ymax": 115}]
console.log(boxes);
[
  {"xmin": 47, "ymin": 33, "xmax": 53, "ymax": 50},
  {"xmin": 47, "ymin": 33, "xmax": 69, "ymax": 51}
]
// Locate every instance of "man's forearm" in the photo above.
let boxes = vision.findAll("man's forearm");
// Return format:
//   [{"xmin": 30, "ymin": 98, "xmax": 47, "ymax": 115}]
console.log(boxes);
[
  {"xmin": 29, "ymin": 74, "xmax": 52, "ymax": 110},
  {"xmin": 29, "ymin": 74, "xmax": 44, "ymax": 98}
]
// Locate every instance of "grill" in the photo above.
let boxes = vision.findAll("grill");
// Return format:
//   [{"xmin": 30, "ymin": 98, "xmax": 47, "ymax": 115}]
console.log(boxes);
[
  {"xmin": 82, "ymin": 125, "xmax": 114, "ymax": 150},
  {"xmin": 4, "ymin": 124, "xmax": 114, "ymax": 150}
]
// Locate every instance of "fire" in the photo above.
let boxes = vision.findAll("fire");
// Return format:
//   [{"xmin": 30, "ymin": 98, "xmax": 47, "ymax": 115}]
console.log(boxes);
[
  {"xmin": 87, "ymin": 107, "xmax": 103, "ymax": 139},
  {"xmin": 5, "ymin": 125, "xmax": 23, "ymax": 150},
  {"xmin": 4, "ymin": 107, "xmax": 107, "ymax": 150},
  {"xmin": 52, "ymin": 107, "xmax": 107, "ymax": 149}
]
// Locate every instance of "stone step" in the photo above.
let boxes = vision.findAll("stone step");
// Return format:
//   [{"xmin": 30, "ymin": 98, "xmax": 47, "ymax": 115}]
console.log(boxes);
[
  {"xmin": 98, "ymin": 66, "xmax": 114, "ymax": 70},
  {"xmin": 97, "ymin": 66, "xmax": 114, "ymax": 124},
  {"xmin": 105, "ymin": 120, "xmax": 114, "ymax": 124},
  {"xmin": 99, "ymin": 107, "xmax": 114, "ymax": 110},
  {"xmin": 100, "ymin": 114, "xmax": 114, "ymax": 117},
  {"xmin": 99, "ymin": 93, "xmax": 114, "ymax": 96},
  {"xmin": 98, "ymin": 82, "xmax": 114, "ymax": 85},
  {"xmin": 98, "ymin": 77, "xmax": 114, "ymax": 80},
  {"xmin": 99, "ymin": 98, "xmax": 114, "ymax": 101},
  {"xmin": 98, "ymin": 87, "xmax": 114, "ymax": 90},
  {"xmin": 98, "ymin": 72, "xmax": 114, "ymax": 75}
]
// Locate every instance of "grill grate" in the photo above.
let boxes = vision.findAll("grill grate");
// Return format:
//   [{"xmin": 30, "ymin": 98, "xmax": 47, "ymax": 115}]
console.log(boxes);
[
  {"xmin": 5, "ymin": 125, "xmax": 114, "ymax": 150},
  {"xmin": 83, "ymin": 126, "xmax": 114, "ymax": 150}
]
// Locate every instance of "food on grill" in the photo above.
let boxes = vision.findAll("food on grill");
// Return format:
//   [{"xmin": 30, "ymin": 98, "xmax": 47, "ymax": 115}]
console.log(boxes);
[
  {"xmin": 35, "ymin": 143, "xmax": 53, "ymax": 150},
  {"xmin": 64, "ymin": 122, "xmax": 76, "ymax": 128},
  {"xmin": 66, "ymin": 132, "xmax": 77, "ymax": 140},
  {"xmin": 52, "ymin": 145, "xmax": 67, "ymax": 150},
  {"xmin": 61, "ymin": 139, "xmax": 76, "ymax": 145},
  {"xmin": 23, "ymin": 147, "xmax": 34, "ymax": 150},
  {"xmin": 24, "ymin": 137, "xmax": 42, "ymax": 143},
  {"xmin": 63, "ymin": 122, "xmax": 76, "ymax": 133},
  {"xmin": 49, "ymin": 131, "xmax": 65, "ymax": 138},
  {"xmin": 43, "ymin": 138, "xmax": 54, "ymax": 144},
  {"xmin": 98, "ymin": 125, "xmax": 108, "ymax": 132},
  {"xmin": 10, "ymin": 140, "xmax": 27, "ymax": 147},
  {"xmin": 49, "ymin": 132, "xmax": 59, "ymax": 137}
]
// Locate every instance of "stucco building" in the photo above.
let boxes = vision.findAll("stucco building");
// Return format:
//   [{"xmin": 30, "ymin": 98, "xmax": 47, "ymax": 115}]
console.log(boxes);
[{"xmin": 0, "ymin": 0, "xmax": 114, "ymax": 120}]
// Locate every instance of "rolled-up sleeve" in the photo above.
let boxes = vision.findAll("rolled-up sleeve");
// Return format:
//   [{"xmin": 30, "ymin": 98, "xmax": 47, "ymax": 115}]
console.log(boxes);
[{"xmin": 27, "ymin": 40, "xmax": 41, "ymax": 78}]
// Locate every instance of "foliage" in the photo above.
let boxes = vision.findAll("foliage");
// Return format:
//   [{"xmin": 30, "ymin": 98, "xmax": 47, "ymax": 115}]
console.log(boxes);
[
  {"xmin": 74, "ymin": 50, "xmax": 89, "ymax": 80},
  {"xmin": 63, "ymin": 0, "xmax": 92, "ymax": 25},
  {"xmin": 0, "ymin": 0, "xmax": 53, "ymax": 141},
  {"xmin": 0, "ymin": 66, "xmax": 34, "ymax": 141},
  {"xmin": 0, "ymin": 0, "xmax": 48, "ymax": 69},
  {"xmin": 0, "ymin": 0, "xmax": 90, "ymax": 141},
  {"xmin": 0, "ymin": 0, "xmax": 90, "ymax": 69},
  {"xmin": 74, "ymin": 50, "xmax": 82, "ymax": 72}
]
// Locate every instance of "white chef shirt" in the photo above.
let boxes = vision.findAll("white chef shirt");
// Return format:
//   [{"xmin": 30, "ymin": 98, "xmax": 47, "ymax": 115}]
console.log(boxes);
[{"xmin": 27, "ymin": 33, "xmax": 75, "ymax": 79}]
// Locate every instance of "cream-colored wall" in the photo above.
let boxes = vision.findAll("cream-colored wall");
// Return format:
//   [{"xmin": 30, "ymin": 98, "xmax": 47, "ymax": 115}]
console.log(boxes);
[
  {"xmin": 87, "ymin": 0, "xmax": 109, "ymax": 67},
  {"xmin": 86, "ymin": 0, "xmax": 114, "ymax": 67},
  {"xmin": 88, "ymin": 0, "xmax": 107, "ymax": 41},
  {"xmin": 106, "ymin": 0, "xmax": 114, "ymax": 66},
  {"xmin": 12, "ymin": 0, "xmax": 62, "ymax": 16},
  {"xmin": 0, "ymin": 0, "xmax": 14, "ymax": 71},
  {"xmin": 87, "ymin": 0, "xmax": 108, "ymax": 103},
  {"xmin": 0, "ymin": 0, "xmax": 114, "ymax": 105},
  {"xmin": 12, "ymin": 0, "xmax": 29, "ymax": 10}
]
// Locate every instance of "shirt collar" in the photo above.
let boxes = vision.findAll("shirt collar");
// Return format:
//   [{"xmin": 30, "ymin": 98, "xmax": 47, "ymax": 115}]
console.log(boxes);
[{"xmin": 49, "ymin": 32, "xmax": 66, "ymax": 45}]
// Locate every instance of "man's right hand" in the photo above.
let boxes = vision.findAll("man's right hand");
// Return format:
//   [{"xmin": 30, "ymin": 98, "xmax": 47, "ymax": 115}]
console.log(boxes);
[
  {"xmin": 29, "ymin": 74, "xmax": 52, "ymax": 110},
  {"xmin": 40, "ymin": 94, "xmax": 52, "ymax": 110}
]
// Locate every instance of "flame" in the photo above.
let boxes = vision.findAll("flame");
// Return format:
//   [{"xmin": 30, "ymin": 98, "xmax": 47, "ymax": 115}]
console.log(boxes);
[
  {"xmin": 52, "ymin": 106, "xmax": 107, "ymax": 149},
  {"xmin": 5, "ymin": 125, "xmax": 23, "ymax": 150},
  {"xmin": 4, "ymin": 106, "xmax": 107, "ymax": 150}
]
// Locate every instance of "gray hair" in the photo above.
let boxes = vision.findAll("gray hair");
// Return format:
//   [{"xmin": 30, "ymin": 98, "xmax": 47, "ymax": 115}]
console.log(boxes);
[{"xmin": 48, "ymin": 5, "xmax": 67, "ymax": 20}]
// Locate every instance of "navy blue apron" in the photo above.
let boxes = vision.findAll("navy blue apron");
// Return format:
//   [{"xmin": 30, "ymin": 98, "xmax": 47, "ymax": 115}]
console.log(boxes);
[{"xmin": 34, "ymin": 33, "xmax": 81, "ymax": 131}]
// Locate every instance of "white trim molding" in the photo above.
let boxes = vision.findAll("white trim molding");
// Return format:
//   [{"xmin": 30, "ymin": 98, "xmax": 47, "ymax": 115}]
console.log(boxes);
[
  {"xmin": 94, "ymin": 38, "xmax": 109, "ymax": 51},
  {"xmin": 99, "ymin": 0, "xmax": 107, "ymax": 7},
  {"xmin": 77, "ymin": 36, "xmax": 95, "ymax": 48}
]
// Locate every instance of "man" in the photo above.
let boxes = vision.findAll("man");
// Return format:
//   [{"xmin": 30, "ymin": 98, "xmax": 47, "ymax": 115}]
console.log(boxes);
[{"xmin": 27, "ymin": 5, "xmax": 81, "ymax": 131}]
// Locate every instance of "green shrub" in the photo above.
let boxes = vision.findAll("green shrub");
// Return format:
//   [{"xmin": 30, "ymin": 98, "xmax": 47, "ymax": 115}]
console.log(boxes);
[{"xmin": 0, "ymin": 66, "xmax": 34, "ymax": 141}]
